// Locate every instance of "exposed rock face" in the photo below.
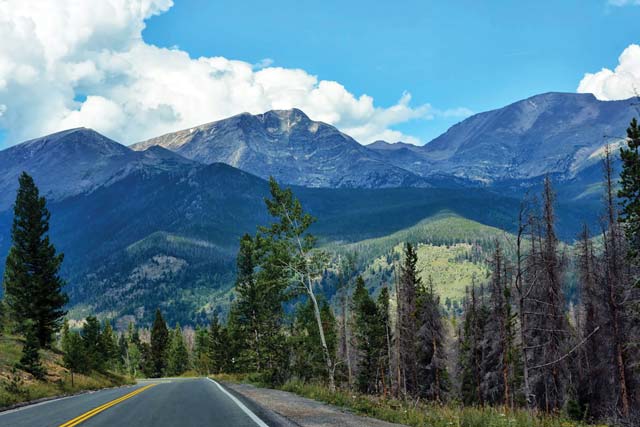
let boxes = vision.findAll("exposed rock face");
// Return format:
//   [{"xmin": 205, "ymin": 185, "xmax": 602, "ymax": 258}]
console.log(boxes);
[
  {"xmin": 132, "ymin": 109, "xmax": 429, "ymax": 188},
  {"xmin": 0, "ymin": 127, "xmax": 197, "ymax": 210},
  {"xmin": 369, "ymin": 92, "xmax": 633, "ymax": 184}
]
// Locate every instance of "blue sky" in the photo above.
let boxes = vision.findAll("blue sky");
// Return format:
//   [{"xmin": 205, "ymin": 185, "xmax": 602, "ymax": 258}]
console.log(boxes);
[
  {"xmin": 141, "ymin": 0, "xmax": 640, "ymax": 142},
  {"xmin": 1, "ymin": 0, "xmax": 640, "ymax": 147}
]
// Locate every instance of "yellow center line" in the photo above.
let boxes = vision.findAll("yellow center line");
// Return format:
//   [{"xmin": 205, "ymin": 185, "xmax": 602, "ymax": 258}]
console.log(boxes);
[{"xmin": 58, "ymin": 383, "xmax": 157, "ymax": 427}]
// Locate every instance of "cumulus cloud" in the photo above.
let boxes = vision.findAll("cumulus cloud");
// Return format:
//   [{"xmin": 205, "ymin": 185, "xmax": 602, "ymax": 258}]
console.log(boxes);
[
  {"xmin": 577, "ymin": 44, "xmax": 640, "ymax": 100},
  {"xmin": 0, "ymin": 0, "xmax": 466, "ymax": 147}
]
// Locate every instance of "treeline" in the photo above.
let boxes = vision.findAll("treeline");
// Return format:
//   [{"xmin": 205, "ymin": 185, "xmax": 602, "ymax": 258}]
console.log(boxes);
[
  {"xmin": 60, "ymin": 310, "xmax": 196, "ymax": 382},
  {"xmin": 193, "ymin": 123, "xmax": 640, "ymax": 426}
]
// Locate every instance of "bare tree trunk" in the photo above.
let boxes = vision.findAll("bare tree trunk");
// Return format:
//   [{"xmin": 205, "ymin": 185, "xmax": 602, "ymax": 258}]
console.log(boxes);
[
  {"xmin": 307, "ymin": 279, "xmax": 336, "ymax": 392},
  {"xmin": 603, "ymin": 146, "xmax": 631, "ymax": 417},
  {"xmin": 342, "ymin": 289, "xmax": 353, "ymax": 389}
]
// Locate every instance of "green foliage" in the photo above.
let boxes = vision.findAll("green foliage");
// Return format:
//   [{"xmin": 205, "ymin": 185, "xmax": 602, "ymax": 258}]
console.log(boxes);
[
  {"xmin": 289, "ymin": 297, "xmax": 337, "ymax": 382},
  {"xmin": 619, "ymin": 117, "xmax": 640, "ymax": 265},
  {"xmin": 352, "ymin": 276, "xmax": 385, "ymax": 394},
  {"xmin": 18, "ymin": 323, "xmax": 45, "ymax": 380},
  {"xmin": 63, "ymin": 330, "xmax": 89, "ymax": 378},
  {"xmin": 167, "ymin": 324, "xmax": 189, "ymax": 376},
  {"xmin": 228, "ymin": 232, "xmax": 288, "ymax": 382},
  {"xmin": 81, "ymin": 316, "xmax": 103, "ymax": 372},
  {"xmin": 3, "ymin": 172, "xmax": 67, "ymax": 347},
  {"xmin": 150, "ymin": 309, "xmax": 169, "ymax": 377}
]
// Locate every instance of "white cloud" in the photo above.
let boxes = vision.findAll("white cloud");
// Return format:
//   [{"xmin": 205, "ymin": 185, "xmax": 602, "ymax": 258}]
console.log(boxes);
[
  {"xmin": 0, "ymin": 0, "xmax": 467, "ymax": 146},
  {"xmin": 577, "ymin": 44, "xmax": 640, "ymax": 100}
]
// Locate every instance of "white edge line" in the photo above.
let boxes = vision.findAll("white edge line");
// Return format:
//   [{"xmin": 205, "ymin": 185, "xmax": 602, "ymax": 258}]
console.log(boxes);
[
  {"xmin": 207, "ymin": 378, "xmax": 269, "ymax": 427},
  {"xmin": 0, "ymin": 394, "xmax": 75, "ymax": 416}
]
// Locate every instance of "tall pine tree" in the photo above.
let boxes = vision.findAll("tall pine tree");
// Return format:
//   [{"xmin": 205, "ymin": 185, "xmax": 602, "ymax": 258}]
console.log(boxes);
[
  {"xmin": 150, "ymin": 309, "xmax": 169, "ymax": 378},
  {"xmin": 3, "ymin": 172, "xmax": 67, "ymax": 347}
]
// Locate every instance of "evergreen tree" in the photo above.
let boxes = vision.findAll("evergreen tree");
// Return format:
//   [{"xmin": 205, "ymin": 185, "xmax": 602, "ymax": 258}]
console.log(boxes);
[
  {"xmin": 101, "ymin": 320, "xmax": 118, "ymax": 370},
  {"xmin": 352, "ymin": 276, "xmax": 385, "ymax": 394},
  {"xmin": 19, "ymin": 321, "xmax": 45, "ymax": 379},
  {"xmin": 416, "ymin": 278, "xmax": 449, "ymax": 402},
  {"xmin": 458, "ymin": 284, "xmax": 487, "ymax": 405},
  {"xmin": 397, "ymin": 242, "xmax": 420, "ymax": 396},
  {"xmin": 81, "ymin": 316, "xmax": 103, "ymax": 371},
  {"xmin": 194, "ymin": 326, "xmax": 212, "ymax": 375},
  {"xmin": 290, "ymin": 297, "xmax": 337, "ymax": 383},
  {"xmin": 63, "ymin": 330, "xmax": 89, "ymax": 384},
  {"xmin": 150, "ymin": 309, "xmax": 169, "ymax": 378},
  {"xmin": 207, "ymin": 312, "xmax": 229, "ymax": 374},
  {"xmin": 167, "ymin": 324, "xmax": 190, "ymax": 376},
  {"xmin": 139, "ymin": 342, "xmax": 155, "ymax": 378},
  {"xmin": 482, "ymin": 242, "xmax": 520, "ymax": 407},
  {"xmin": 377, "ymin": 285, "xmax": 393, "ymax": 397},
  {"xmin": 3, "ymin": 172, "xmax": 68, "ymax": 347},
  {"xmin": 619, "ymin": 117, "xmax": 640, "ymax": 266},
  {"xmin": 229, "ymin": 232, "xmax": 288, "ymax": 382}
]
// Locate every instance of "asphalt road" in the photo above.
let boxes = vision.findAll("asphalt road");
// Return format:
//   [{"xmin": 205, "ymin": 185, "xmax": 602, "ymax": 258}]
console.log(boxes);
[{"xmin": 0, "ymin": 378, "xmax": 276, "ymax": 427}]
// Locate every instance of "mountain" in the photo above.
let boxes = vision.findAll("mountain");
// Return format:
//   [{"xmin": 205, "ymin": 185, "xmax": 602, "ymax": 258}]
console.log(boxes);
[
  {"xmin": 419, "ymin": 92, "xmax": 632, "ymax": 183},
  {"xmin": 132, "ymin": 109, "xmax": 429, "ymax": 188},
  {"xmin": 0, "ymin": 92, "xmax": 624, "ymax": 326},
  {"xmin": 0, "ymin": 128, "xmax": 197, "ymax": 211},
  {"xmin": 369, "ymin": 93, "xmax": 634, "ymax": 189},
  {"xmin": 0, "ymin": 155, "xmax": 544, "ymax": 326}
]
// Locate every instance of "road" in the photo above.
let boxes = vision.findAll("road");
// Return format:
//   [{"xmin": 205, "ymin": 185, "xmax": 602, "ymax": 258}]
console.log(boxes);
[{"xmin": 0, "ymin": 378, "xmax": 278, "ymax": 427}]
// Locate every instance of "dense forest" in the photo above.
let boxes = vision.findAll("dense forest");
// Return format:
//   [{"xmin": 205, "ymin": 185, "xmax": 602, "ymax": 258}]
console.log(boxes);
[{"xmin": 2, "ymin": 121, "xmax": 640, "ymax": 426}]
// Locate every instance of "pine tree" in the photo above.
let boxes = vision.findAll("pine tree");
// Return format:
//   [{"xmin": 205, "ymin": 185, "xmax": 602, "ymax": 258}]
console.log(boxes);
[
  {"xmin": 19, "ymin": 321, "xmax": 45, "ymax": 379},
  {"xmin": 150, "ymin": 309, "xmax": 169, "ymax": 378},
  {"xmin": 619, "ymin": 117, "xmax": 640, "ymax": 266},
  {"xmin": 377, "ymin": 284, "xmax": 393, "ymax": 397},
  {"xmin": 101, "ymin": 320, "xmax": 118, "ymax": 370},
  {"xmin": 231, "ymin": 232, "xmax": 287, "ymax": 382},
  {"xmin": 3, "ymin": 172, "xmax": 68, "ymax": 347},
  {"xmin": 416, "ymin": 278, "xmax": 448, "ymax": 402},
  {"xmin": 398, "ymin": 242, "xmax": 420, "ymax": 396},
  {"xmin": 63, "ymin": 330, "xmax": 89, "ymax": 385},
  {"xmin": 81, "ymin": 316, "xmax": 103, "ymax": 372},
  {"xmin": 167, "ymin": 324, "xmax": 189, "ymax": 376},
  {"xmin": 482, "ymin": 242, "xmax": 520, "ymax": 407},
  {"xmin": 352, "ymin": 276, "xmax": 385, "ymax": 394},
  {"xmin": 458, "ymin": 283, "xmax": 487, "ymax": 405},
  {"xmin": 194, "ymin": 326, "xmax": 212, "ymax": 375}
]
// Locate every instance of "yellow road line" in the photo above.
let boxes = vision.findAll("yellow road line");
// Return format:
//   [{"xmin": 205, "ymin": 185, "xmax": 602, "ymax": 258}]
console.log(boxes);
[{"xmin": 58, "ymin": 383, "xmax": 157, "ymax": 427}]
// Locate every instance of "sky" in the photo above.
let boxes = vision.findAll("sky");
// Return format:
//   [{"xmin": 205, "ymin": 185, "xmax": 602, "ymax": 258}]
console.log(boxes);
[{"xmin": 1, "ymin": 0, "xmax": 640, "ymax": 148}]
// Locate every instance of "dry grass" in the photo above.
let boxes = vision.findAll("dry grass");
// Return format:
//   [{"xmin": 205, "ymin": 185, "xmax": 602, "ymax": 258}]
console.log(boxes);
[{"xmin": 0, "ymin": 335, "xmax": 132, "ymax": 408}]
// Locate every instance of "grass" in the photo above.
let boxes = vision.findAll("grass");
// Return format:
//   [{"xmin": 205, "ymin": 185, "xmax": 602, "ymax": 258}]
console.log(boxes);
[
  {"xmin": 0, "ymin": 335, "xmax": 132, "ymax": 408},
  {"xmin": 278, "ymin": 380, "xmax": 604, "ymax": 427},
  {"xmin": 211, "ymin": 373, "xmax": 603, "ymax": 427}
]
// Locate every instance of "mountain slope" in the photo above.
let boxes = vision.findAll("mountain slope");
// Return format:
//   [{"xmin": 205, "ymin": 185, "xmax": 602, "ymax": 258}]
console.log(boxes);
[
  {"xmin": 132, "ymin": 109, "xmax": 428, "ymax": 188},
  {"xmin": 421, "ymin": 92, "xmax": 632, "ymax": 183},
  {"xmin": 0, "ymin": 128, "xmax": 197, "ymax": 211},
  {"xmin": 367, "ymin": 93, "xmax": 634, "ymax": 188}
]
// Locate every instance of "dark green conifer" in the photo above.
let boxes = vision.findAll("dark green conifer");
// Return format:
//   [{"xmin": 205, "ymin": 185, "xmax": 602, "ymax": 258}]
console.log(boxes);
[
  {"xmin": 3, "ymin": 172, "xmax": 67, "ymax": 347},
  {"xmin": 150, "ymin": 309, "xmax": 169, "ymax": 377}
]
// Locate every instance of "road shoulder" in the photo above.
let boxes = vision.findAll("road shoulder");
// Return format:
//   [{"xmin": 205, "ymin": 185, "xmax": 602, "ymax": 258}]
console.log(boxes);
[{"xmin": 221, "ymin": 382, "xmax": 407, "ymax": 427}]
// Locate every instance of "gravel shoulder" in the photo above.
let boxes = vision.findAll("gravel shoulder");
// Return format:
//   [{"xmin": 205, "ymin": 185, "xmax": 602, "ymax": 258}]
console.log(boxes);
[{"xmin": 223, "ymin": 382, "xmax": 407, "ymax": 427}]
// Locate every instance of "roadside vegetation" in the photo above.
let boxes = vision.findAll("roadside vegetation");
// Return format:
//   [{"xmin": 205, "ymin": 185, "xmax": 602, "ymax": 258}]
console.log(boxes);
[{"xmin": 0, "ymin": 334, "xmax": 130, "ymax": 408}]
